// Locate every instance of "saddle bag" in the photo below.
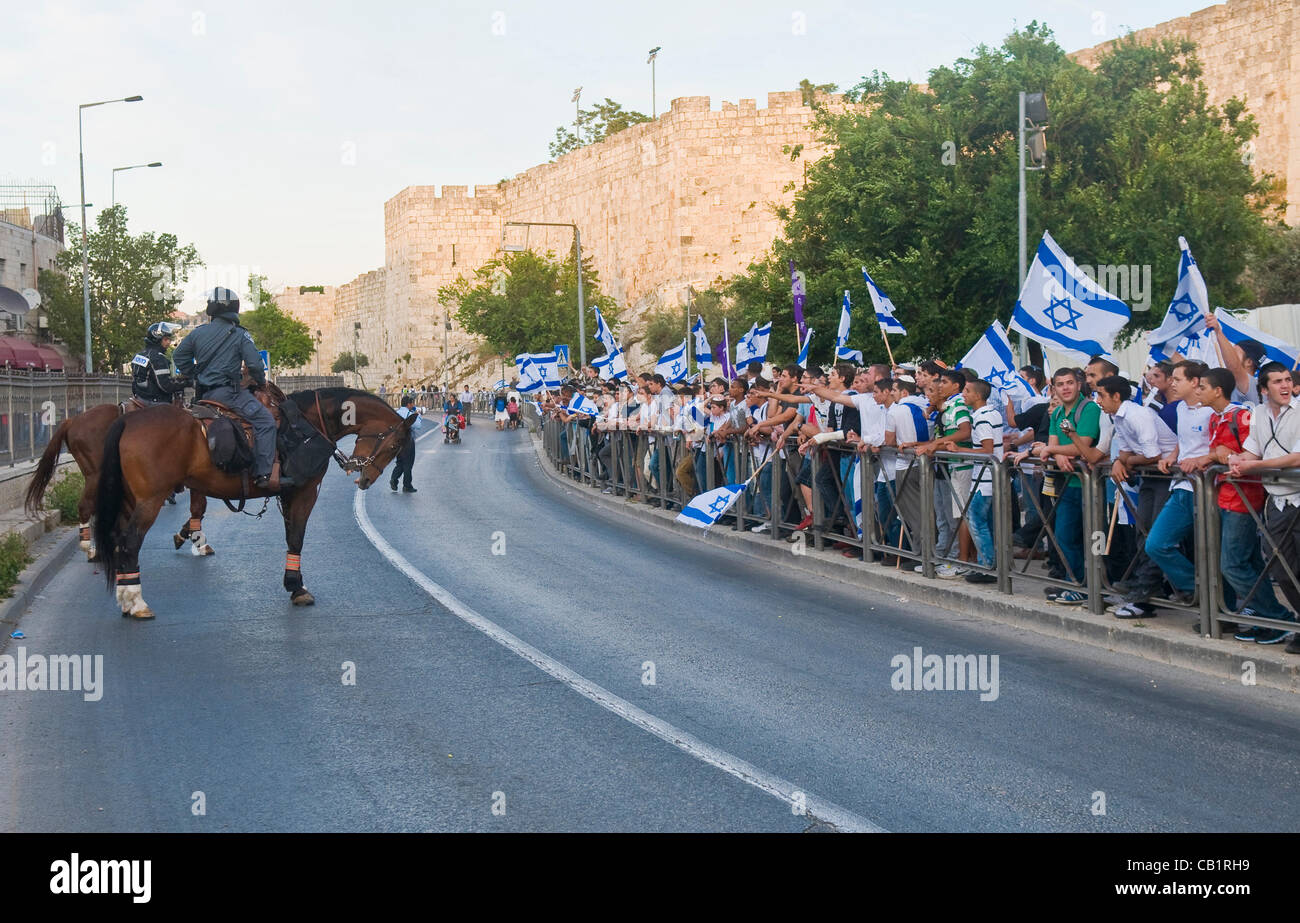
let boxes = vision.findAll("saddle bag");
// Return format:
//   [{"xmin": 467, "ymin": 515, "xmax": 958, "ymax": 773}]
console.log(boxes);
[
  {"xmin": 208, "ymin": 416, "xmax": 254, "ymax": 473},
  {"xmin": 277, "ymin": 399, "xmax": 335, "ymax": 483}
]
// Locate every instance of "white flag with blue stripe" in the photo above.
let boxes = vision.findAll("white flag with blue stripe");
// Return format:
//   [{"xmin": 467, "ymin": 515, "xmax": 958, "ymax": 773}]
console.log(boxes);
[
  {"xmin": 593, "ymin": 305, "xmax": 619, "ymax": 355},
  {"xmin": 835, "ymin": 290, "xmax": 862, "ymax": 362},
  {"xmin": 863, "ymin": 267, "xmax": 906, "ymax": 335},
  {"xmin": 1009, "ymin": 231, "xmax": 1130, "ymax": 364},
  {"xmin": 522, "ymin": 351, "xmax": 562, "ymax": 388},
  {"xmin": 565, "ymin": 393, "xmax": 600, "ymax": 416},
  {"xmin": 958, "ymin": 320, "xmax": 1034, "ymax": 402},
  {"xmin": 1214, "ymin": 307, "xmax": 1300, "ymax": 368},
  {"xmin": 692, "ymin": 316, "xmax": 713, "ymax": 368},
  {"xmin": 592, "ymin": 348, "xmax": 627, "ymax": 381},
  {"xmin": 796, "ymin": 328, "xmax": 813, "ymax": 367},
  {"xmin": 516, "ymin": 355, "xmax": 544, "ymax": 393},
  {"xmin": 1147, "ymin": 237, "xmax": 1210, "ymax": 362},
  {"xmin": 655, "ymin": 337, "xmax": 690, "ymax": 383},
  {"xmin": 676, "ymin": 483, "xmax": 746, "ymax": 529},
  {"xmin": 735, "ymin": 321, "xmax": 771, "ymax": 368}
]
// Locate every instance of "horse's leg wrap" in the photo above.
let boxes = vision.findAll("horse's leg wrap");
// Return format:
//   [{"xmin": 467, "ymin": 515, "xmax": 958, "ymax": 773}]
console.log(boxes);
[
  {"xmin": 79, "ymin": 523, "xmax": 94, "ymax": 559},
  {"xmin": 115, "ymin": 573, "xmax": 154, "ymax": 619},
  {"xmin": 283, "ymin": 552, "xmax": 302, "ymax": 592}
]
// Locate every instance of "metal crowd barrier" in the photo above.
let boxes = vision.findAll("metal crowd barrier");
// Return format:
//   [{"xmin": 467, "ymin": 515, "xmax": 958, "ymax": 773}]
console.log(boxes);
[
  {"xmin": 535, "ymin": 419, "xmax": 1300, "ymax": 639},
  {"xmin": 0, "ymin": 373, "xmax": 133, "ymax": 467}
]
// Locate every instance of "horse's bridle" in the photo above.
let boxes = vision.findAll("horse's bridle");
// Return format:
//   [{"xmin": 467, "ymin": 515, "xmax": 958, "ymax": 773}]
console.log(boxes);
[{"xmin": 313, "ymin": 390, "xmax": 406, "ymax": 474}]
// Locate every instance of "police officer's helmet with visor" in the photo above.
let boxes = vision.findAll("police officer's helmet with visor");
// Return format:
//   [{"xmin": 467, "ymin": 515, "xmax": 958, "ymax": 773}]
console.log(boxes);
[{"xmin": 145, "ymin": 321, "xmax": 182, "ymax": 347}]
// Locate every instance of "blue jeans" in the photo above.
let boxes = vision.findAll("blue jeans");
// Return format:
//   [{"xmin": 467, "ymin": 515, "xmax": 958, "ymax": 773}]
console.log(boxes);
[
  {"xmin": 969, "ymin": 491, "xmax": 995, "ymax": 568},
  {"xmin": 1220, "ymin": 509, "xmax": 1293, "ymax": 620},
  {"xmin": 753, "ymin": 460, "xmax": 772, "ymax": 518},
  {"xmin": 875, "ymin": 480, "xmax": 899, "ymax": 548},
  {"xmin": 1054, "ymin": 485, "xmax": 1084, "ymax": 584},
  {"xmin": 1145, "ymin": 489, "xmax": 1196, "ymax": 594}
]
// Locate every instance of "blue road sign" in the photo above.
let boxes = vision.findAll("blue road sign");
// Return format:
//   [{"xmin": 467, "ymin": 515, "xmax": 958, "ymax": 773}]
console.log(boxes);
[
  {"xmin": 259, "ymin": 350, "xmax": 269, "ymax": 373},
  {"xmin": 554, "ymin": 344, "xmax": 570, "ymax": 368}
]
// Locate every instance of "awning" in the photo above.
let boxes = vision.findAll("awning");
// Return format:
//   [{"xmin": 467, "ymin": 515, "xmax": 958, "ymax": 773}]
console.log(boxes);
[
  {"xmin": 35, "ymin": 346, "xmax": 64, "ymax": 370},
  {"xmin": 0, "ymin": 336, "xmax": 43, "ymax": 368}
]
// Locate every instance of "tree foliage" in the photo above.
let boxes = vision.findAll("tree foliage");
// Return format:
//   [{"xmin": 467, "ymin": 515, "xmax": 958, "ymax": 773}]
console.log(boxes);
[
  {"xmin": 240, "ymin": 274, "xmax": 315, "ymax": 368},
  {"xmin": 640, "ymin": 288, "xmax": 742, "ymax": 360},
  {"xmin": 549, "ymin": 99, "xmax": 652, "ymax": 159},
  {"xmin": 1244, "ymin": 225, "xmax": 1300, "ymax": 306},
  {"xmin": 728, "ymin": 25, "xmax": 1279, "ymax": 366},
  {"xmin": 440, "ymin": 249, "xmax": 619, "ymax": 360},
  {"xmin": 331, "ymin": 351, "xmax": 369, "ymax": 373},
  {"xmin": 38, "ymin": 205, "xmax": 202, "ymax": 371}
]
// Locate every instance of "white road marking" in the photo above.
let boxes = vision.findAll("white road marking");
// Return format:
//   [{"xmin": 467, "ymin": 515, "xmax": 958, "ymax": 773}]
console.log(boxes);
[{"xmin": 354, "ymin": 484, "xmax": 886, "ymax": 833}]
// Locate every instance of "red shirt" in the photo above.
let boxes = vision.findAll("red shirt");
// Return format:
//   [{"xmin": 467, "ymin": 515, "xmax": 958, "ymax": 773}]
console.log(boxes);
[{"xmin": 1209, "ymin": 405, "xmax": 1264, "ymax": 512}]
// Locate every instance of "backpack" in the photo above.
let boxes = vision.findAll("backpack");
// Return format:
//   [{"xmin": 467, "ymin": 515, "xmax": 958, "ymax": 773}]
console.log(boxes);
[
  {"xmin": 276, "ymin": 399, "xmax": 335, "ymax": 484},
  {"xmin": 207, "ymin": 416, "xmax": 254, "ymax": 473}
]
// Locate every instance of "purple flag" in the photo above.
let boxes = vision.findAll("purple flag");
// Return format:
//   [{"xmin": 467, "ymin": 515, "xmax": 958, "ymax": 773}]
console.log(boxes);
[
  {"xmin": 789, "ymin": 260, "xmax": 808, "ymax": 343},
  {"xmin": 714, "ymin": 321, "xmax": 735, "ymax": 379}
]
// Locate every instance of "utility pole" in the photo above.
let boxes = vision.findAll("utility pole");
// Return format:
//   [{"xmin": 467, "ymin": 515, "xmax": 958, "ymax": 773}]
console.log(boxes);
[{"xmin": 648, "ymin": 47, "xmax": 661, "ymax": 117}]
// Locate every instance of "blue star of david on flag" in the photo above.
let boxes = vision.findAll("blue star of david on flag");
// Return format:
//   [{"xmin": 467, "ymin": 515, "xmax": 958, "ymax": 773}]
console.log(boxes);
[
  {"xmin": 1168, "ymin": 293, "xmax": 1199, "ymax": 322},
  {"xmin": 1045, "ymin": 295, "xmax": 1083, "ymax": 331},
  {"xmin": 1148, "ymin": 237, "xmax": 1212, "ymax": 362},
  {"xmin": 654, "ymin": 336, "xmax": 690, "ymax": 383},
  {"xmin": 677, "ymin": 483, "xmax": 747, "ymax": 529}
]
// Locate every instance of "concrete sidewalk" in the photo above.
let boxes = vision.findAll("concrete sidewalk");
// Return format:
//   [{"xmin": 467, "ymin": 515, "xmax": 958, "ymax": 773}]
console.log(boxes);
[{"xmin": 529, "ymin": 432, "xmax": 1300, "ymax": 696}]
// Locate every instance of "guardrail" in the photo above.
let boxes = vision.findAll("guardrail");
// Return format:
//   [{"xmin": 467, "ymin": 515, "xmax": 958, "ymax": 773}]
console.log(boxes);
[
  {"xmin": 535, "ymin": 409, "xmax": 1300, "ymax": 644},
  {"xmin": 0, "ymin": 373, "xmax": 134, "ymax": 468}
]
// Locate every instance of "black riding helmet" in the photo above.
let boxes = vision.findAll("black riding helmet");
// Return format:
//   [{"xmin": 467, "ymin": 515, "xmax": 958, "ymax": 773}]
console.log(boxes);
[
  {"xmin": 144, "ymin": 321, "xmax": 182, "ymax": 348},
  {"xmin": 205, "ymin": 287, "xmax": 241, "ymax": 318}
]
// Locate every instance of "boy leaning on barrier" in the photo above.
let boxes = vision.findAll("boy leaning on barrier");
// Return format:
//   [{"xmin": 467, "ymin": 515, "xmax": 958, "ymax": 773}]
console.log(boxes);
[
  {"xmin": 1096, "ymin": 376, "xmax": 1179, "ymax": 619},
  {"xmin": 1228, "ymin": 362, "xmax": 1300, "ymax": 655},
  {"xmin": 1200, "ymin": 367, "xmax": 1296, "ymax": 644},
  {"xmin": 961, "ymin": 379, "xmax": 1003, "ymax": 585}
]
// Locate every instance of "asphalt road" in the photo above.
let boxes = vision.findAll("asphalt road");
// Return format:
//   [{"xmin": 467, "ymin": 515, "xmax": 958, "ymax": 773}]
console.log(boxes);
[{"xmin": 2, "ymin": 414, "xmax": 1299, "ymax": 832}]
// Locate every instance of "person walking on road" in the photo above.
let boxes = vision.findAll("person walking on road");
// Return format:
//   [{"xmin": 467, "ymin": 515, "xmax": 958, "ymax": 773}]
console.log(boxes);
[{"xmin": 390, "ymin": 395, "xmax": 422, "ymax": 493}]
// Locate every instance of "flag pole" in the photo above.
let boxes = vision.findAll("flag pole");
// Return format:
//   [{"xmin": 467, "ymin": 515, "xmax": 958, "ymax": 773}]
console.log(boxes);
[{"xmin": 878, "ymin": 323, "xmax": 897, "ymax": 369}]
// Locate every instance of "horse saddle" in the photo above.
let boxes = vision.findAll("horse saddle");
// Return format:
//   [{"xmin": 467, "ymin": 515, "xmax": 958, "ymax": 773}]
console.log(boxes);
[
  {"xmin": 186, "ymin": 382, "xmax": 286, "ymax": 442},
  {"xmin": 118, "ymin": 397, "xmax": 149, "ymax": 414}
]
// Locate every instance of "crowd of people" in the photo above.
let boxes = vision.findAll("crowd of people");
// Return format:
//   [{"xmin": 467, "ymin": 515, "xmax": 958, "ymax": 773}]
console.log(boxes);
[{"xmin": 536, "ymin": 322, "xmax": 1300, "ymax": 655}]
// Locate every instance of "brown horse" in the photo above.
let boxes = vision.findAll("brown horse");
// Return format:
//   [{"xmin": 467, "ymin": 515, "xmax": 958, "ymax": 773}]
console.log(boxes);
[
  {"xmin": 93, "ymin": 388, "xmax": 413, "ymax": 618},
  {"xmin": 25, "ymin": 403, "xmax": 216, "ymax": 560}
]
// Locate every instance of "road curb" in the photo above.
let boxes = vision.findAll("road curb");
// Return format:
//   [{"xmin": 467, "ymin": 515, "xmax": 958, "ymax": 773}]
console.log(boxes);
[
  {"xmin": 0, "ymin": 527, "xmax": 81, "ymax": 648},
  {"xmin": 527, "ymin": 432, "xmax": 1300, "ymax": 696}
]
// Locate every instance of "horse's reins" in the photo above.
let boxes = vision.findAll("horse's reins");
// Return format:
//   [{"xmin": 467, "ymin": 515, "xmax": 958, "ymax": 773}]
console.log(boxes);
[{"xmin": 312, "ymin": 390, "xmax": 405, "ymax": 474}]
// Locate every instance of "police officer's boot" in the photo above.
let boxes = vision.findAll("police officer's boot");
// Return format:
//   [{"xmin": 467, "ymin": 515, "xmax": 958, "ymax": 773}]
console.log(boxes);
[{"xmin": 255, "ymin": 460, "xmax": 286, "ymax": 493}]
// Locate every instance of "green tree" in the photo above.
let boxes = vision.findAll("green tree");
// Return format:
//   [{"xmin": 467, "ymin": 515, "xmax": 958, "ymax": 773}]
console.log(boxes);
[
  {"xmin": 440, "ymin": 249, "xmax": 619, "ymax": 360},
  {"xmin": 38, "ymin": 204, "xmax": 202, "ymax": 372},
  {"xmin": 240, "ymin": 274, "xmax": 315, "ymax": 368},
  {"xmin": 729, "ymin": 25, "xmax": 1278, "ymax": 366},
  {"xmin": 1244, "ymin": 225, "xmax": 1300, "ymax": 306},
  {"xmin": 549, "ymin": 99, "xmax": 653, "ymax": 159},
  {"xmin": 640, "ymin": 288, "xmax": 741, "ymax": 361},
  {"xmin": 331, "ymin": 351, "xmax": 369, "ymax": 373}
]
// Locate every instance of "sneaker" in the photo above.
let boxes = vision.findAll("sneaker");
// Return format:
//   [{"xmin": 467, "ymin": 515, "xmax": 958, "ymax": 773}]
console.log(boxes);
[
  {"xmin": 1103, "ymin": 594, "xmax": 1126, "ymax": 608},
  {"xmin": 750, "ymin": 522, "xmax": 770, "ymax": 533},
  {"xmin": 1255, "ymin": 628, "xmax": 1293, "ymax": 645},
  {"xmin": 935, "ymin": 564, "xmax": 965, "ymax": 579},
  {"xmin": 1285, "ymin": 635, "xmax": 1300, "ymax": 655},
  {"xmin": 1050, "ymin": 589, "xmax": 1088, "ymax": 606},
  {"xmin": 910, "ymin": 563, "xmax": 926, "ymax": 574},
  {"xmin": 1167, "ymin": 590, "xmax": 1195, "ymax": 607},
  {"xmin": 964, "ymin": 572, "xmax": 997, "ymax": 584},
  {"xmin": 389, "ymin": 481, "xmax": 398, "ymax": 492},
  {"xmin": 402, "ymin": 486, "xmax": 418, "ymax": 493},
  {"xmin": 601, "ymin": 487, "xmax": 614, "ymax": 495},
  {"xmin": 1233, "ymin": 626, "xmax": 1264, "ymax": 642},
  {"xmin": 1113, "ymin": 603, "xmax": 1153, "ymax": 620}
]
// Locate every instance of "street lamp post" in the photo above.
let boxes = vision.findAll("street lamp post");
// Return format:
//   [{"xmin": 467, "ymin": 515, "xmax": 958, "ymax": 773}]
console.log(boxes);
[
  {"xmin": 1017, "ymin": 91, "xmax": 1049, "ymax": 365},
  {"xmin": 572, "ymin": 87, "xmax": 582, "ymax": 143},
  {"xmin": 111, "ymin": 162, "xmax": 162, "ymax": 208},
  {"xmin": 502, "ymin": 221, "xmax": 587, "ymax": 366},
  {"xmin": 647, "ymin": 47, "xmax": 661, "ymax": 117},
  {"xmin": 79, "ymin": 95, "xmax": 142, "ymax": 373}
]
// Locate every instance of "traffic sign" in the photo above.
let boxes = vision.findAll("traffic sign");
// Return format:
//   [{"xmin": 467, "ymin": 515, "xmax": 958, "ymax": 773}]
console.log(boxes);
[
  {"xmin": 259, "ymin": 350, "xmax": 269, "ymax": 373},
  {"xmin": 554, "ymin": 344, "xmax": 570, "ymax": 368}
]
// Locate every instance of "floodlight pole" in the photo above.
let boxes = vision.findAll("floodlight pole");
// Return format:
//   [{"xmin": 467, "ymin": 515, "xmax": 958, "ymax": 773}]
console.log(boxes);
[
  {"xmin": 1018, "ymin": 91, "xmax": 1027, "ymax": 366},
  {"xmin": 502, "ymin": 220, "xmax": 586, "ymax": 366}
]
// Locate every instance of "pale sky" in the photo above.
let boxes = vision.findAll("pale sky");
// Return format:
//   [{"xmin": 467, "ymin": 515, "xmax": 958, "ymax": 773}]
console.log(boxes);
[{"xmin": 4, "ymin": 0, "xmax": 1205, "ymax": 309}]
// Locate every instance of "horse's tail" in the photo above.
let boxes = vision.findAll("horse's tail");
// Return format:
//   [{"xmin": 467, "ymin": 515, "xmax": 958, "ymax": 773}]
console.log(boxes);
[
  {"xmin": 25, "ymin": 418, "xmax": 71, "ymax": 516},
  {"xmin": 94, "ymin": 416, "xmax": 129, "ymax": 590}
]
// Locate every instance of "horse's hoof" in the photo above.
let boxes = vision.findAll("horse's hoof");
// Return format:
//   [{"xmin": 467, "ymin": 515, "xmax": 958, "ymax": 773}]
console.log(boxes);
[
  {"xmin": 198, "ymin": 545, "xmax": 215, "ymax": 556},
  {"xmin": 173, "ymin": 534, "xmax": 185, "ymax": 550},
  {"xmin": 291, "ymin": 590, "xmax": 315, "ymax": 606}
]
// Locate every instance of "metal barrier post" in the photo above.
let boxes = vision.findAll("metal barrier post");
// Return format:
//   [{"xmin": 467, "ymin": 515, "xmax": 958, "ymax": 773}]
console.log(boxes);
[
  {"xmin": 857, "ymin": 449, "xmax": 874, "ymax": 561},
  {"xmin": 995, "ymin": 458, "xmax": 1013, "ymax": 594},
  {"xmin": 919, "ymin": 453, "xmax": 935, "ymax": 579},
  {"xmin": 1196, "ymin": 473, "xmax": 1217, "ymax": 638},
  {"xmin": 1083, "ymin": 466, "xmax": 1104, "ymax": 615}
]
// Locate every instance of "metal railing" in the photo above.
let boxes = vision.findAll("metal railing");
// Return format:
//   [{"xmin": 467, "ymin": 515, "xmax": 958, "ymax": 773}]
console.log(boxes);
[
  {"xmin": 535, "ymin": 409, "xmax": 1300, "ymax": 643},
  {"xmin": 0, "ymin": 373, "xmax": 134, "ymax": 467}
]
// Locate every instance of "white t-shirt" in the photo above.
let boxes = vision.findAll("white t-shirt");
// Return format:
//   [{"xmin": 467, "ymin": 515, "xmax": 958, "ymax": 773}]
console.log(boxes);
[
  {"xmin": 1172, "ymin": 401, "xmax": 1214, "ymax": 492},
  {"xmin": 970, "ymin": 405, "xmax": 1005, "ymax": 496},
  {"xmin": 1110, "ymin": 401, "xmax": 1178, "ymax": 458}
]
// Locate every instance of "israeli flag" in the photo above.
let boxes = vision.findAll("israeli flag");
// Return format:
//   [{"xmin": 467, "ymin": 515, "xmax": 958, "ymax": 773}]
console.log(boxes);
[
  {"xmin": 493, "ymin": 379, "xmax": 507, "ymax": 389},
  {"xmin": 835, "ymin": 290, "xmax": 863, "ymax": 362},
  {"xmin": 676, "ymin": 483, "xmax": 746, "ymax": 529},
  {"xmin": 863, "ymin": 267, "xmax": 906, "ymax": 335},
  {"xmin": 516, "ymin": 357, "xmax": 544, "ymax": 394},
  {"xmin": 692, "ymin": 316, "xmax": 713, "ymax": 367},
  {"xmin": 593, "ymin": 306, "xmax": 619, "ymax": 355},
  {"xmin": 593, "ymin": 347, "xmax": 628, "ymax": 381},
  {"xmin": 1215, "ymin": 307, "xmax": 1300, "ymax": 368},
  {"xmin": 566, "ymin": 393, "xmax": 601, "ymax": 416},
  {"xmin": 796, "ymin": 328, "xmax": 813, "ymax": 367},
  {"xmin": 1147, "ymin": 237, "xmax": 1210, "ymax": 362},
  {"xmin": 655, "ymin": 337, "xmax": 690, "ymax": 383},
  {"xmin": 849, "ymin": 457, "xmax": 863, "ymax": 538},
  {"xmin": 1009, "ymin": 231, "xmax": 1130, "ymax": 364},
  {"xmin": 958, "ymin": 320, "xmax": 1035, "ymax": 402},
  {"xmin": 523, "ymin": 351, "xmax": 562, "ymax": 388},
  {"xmin": 684, "ymin": 399, "xmax": 710, "ymax": 428},
  {"xmin": 735, "ymin": 321, "xmax": 771, "ymax": 368}
]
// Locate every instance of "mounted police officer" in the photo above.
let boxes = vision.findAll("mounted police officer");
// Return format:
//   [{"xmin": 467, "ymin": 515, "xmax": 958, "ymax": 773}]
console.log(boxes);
[
  {"xmin": 131, "ymin": 321, "xmax": 187, "ymax": 405},
  {"xmin": 173, "ymin": 287, "xmax": 282, "ymax": 491}
]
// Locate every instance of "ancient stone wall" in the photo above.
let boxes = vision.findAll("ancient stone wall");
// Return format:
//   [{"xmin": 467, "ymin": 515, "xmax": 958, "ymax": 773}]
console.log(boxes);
[{"xmin": 1072, "ymin": 0, "xmax": 1298, "ymax": 223}]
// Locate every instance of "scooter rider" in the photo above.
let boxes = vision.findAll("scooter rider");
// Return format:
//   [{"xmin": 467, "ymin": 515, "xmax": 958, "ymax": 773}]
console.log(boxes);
[{"xmin": 173, "ymin": 287, "xmax": 283, "ymax": 490}]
